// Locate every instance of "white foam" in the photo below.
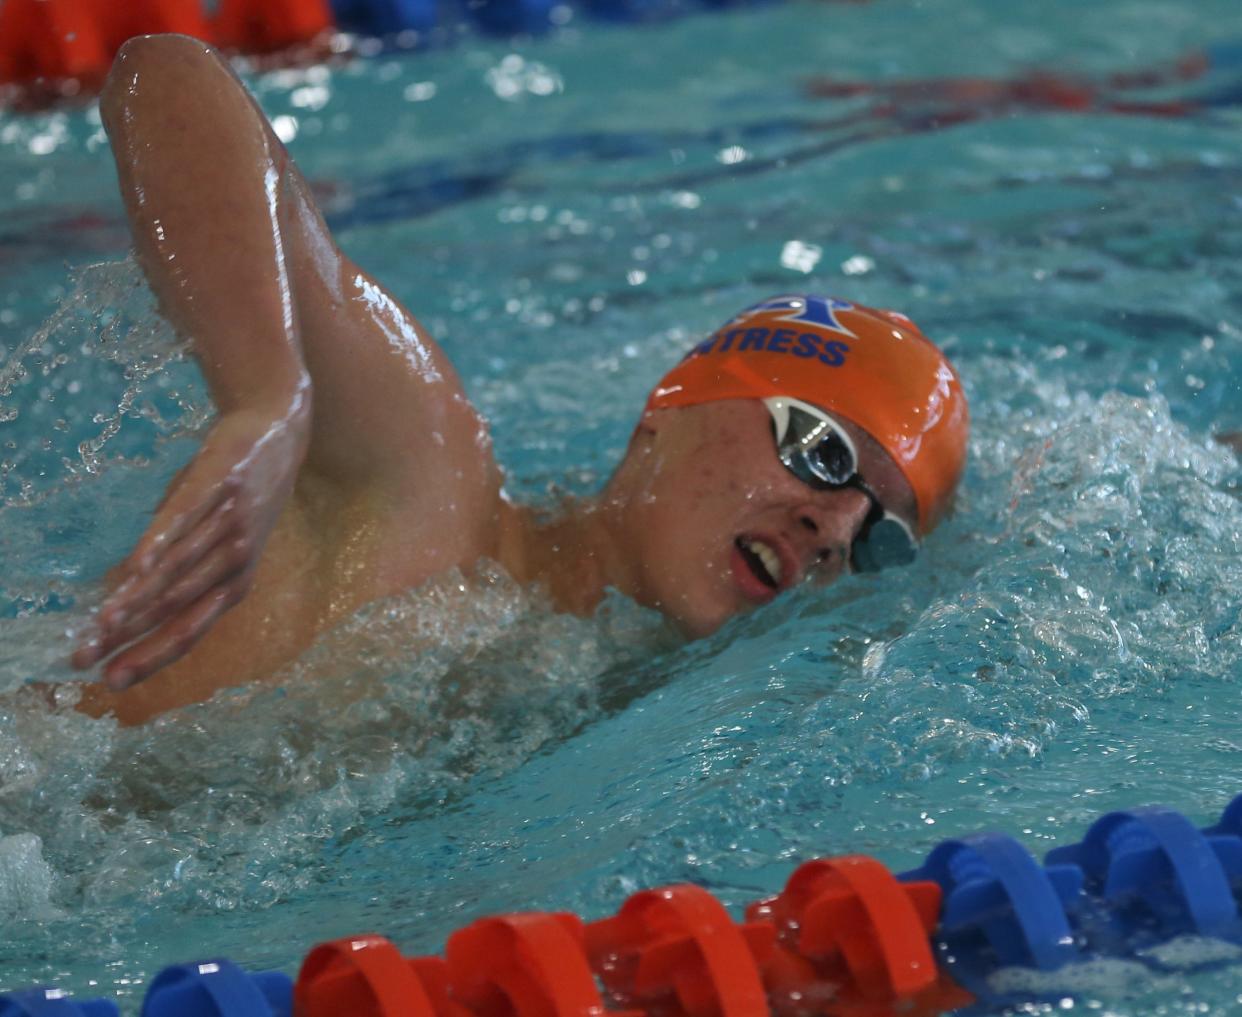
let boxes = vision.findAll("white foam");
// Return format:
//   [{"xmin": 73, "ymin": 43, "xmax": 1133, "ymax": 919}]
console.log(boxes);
[{"xmin": 0, "ymin": 833, "xmax": 62, "ymax": 921}]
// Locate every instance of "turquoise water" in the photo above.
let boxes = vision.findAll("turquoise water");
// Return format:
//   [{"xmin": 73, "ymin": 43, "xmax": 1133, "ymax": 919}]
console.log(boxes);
[{"xmin": 1, "ymin": 0, "xmax": 1242, "ymax": 1012}]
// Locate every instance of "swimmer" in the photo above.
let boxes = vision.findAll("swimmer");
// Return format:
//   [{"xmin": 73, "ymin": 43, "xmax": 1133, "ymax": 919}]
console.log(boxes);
[{"xmin": 70, "ymin": 34, "xmax": 968, "ymax": 725}]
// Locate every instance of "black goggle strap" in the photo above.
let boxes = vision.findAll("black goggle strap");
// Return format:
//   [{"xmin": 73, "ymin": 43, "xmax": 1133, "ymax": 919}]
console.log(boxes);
[{"xmin": 848, "ymin": 477, "xmax": 919, "ymax": 570}]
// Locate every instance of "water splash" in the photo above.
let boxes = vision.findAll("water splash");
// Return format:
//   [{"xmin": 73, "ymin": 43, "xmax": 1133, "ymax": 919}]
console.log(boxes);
[
  {"xmin": 0, "ymin": 259, "xmax": 209, "ymax": 623},
  {"xmin": 0, "ymin": 563, "xmax": 668, "ymax": 922}
]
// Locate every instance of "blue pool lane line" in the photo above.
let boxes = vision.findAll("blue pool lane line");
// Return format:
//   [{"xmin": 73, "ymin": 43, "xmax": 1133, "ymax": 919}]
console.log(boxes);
[{"xmin": 4, "ymin": 793, "xmax": 1242, "ymax": 1016}]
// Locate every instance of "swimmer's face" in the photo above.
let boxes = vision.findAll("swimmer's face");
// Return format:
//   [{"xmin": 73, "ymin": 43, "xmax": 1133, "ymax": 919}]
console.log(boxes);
[{"xmin": 615, "ymin": 400, "xmax": 918, "ymax": 638}]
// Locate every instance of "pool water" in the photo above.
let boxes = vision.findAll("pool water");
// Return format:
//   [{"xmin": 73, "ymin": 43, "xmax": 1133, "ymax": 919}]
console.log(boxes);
[{"xmin": 2, "ymin": 0, "xmax": 1242, "ymax": 1012}]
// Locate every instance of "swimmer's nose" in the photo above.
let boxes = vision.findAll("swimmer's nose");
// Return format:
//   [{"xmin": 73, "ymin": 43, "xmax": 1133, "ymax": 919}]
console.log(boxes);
[{"xmin": 793, "ymin": 490, "xmax": 871, "ymax": 573}]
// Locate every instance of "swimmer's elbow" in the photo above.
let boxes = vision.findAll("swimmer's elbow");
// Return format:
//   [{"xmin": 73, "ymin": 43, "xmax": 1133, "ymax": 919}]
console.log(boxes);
[
  {"xmin": 101, "ymin": 34, "xmax": 227, "ymax": 131},
  {"xmin": 109, "ymin": 33, "xmax": 222, "ymax": 75}
]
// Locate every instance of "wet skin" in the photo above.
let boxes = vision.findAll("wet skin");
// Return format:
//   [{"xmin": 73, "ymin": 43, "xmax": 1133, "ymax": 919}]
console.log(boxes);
[{"xmin": 70, "ymin": 35, "xmax": 916, "ymax": 724}]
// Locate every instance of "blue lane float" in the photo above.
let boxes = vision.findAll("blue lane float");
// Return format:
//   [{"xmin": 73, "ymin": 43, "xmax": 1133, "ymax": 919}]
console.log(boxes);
[
  {"xmin": 327, "ymin": 0, "xmax": 752, "ymax": 35},
  {"xmin": 0, "ymin": 990, "xmax": 118, "ymax": 1017},
  {"xmin": 900, "ymin": 832, "xmax": 1083, "ymax": 975},
  {"xmin": 330, "ymin": 0, "xmax": 439, "ymax": 35},
  {"xmin": 1048, "ymin": 805, "xmax": 1242, "ymax": 948},
  {"xmin": 328, "ymin": 0, "xmax": 560, "ymax": 35},
  {"xmin": 1207, "ymin": 792, "xmax": 1242, "ymax": 840},
  {"xmin": 139, "ymin": 961, "xmax": 291, "ymax": 1017},
  {"xmin": 467, "ymin": 0, "xmax": 561, "ymax": 38}
]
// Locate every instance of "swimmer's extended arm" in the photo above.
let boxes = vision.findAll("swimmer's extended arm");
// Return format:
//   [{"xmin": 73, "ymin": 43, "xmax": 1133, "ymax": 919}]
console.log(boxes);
[{"xmin": 75, "ymin": 35, "xmax": 499, "ymax": 689}]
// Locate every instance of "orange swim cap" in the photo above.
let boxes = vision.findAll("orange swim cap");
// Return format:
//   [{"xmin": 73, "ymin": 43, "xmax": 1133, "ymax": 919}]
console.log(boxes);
[{"xmin": 646, "ymin": 295, "xmax": 969, "ymax": 535}]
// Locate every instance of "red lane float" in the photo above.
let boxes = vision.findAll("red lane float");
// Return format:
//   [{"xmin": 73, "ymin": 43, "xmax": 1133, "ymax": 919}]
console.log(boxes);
[
  {"xmin": 748, "ymin": 856, "xmax": 940, "ymax": 998},
  {"xmin": 0, "ymin": 0, "xmax": 108, "ymax": 85},
  {"xmin": 295, "ymin": 935, "xmax": 445, "ymax": 1017},
  {"xmin": 0, "ymin": 0, "xmax": 330, "ymax": 86},
  {"xmin": 213, "ymin": 0, "xmax": 334, "ymax": 53},
  {"xmin": 585, "ymin": 885, "xmax": 773, "ymax": 1017},
  {"xmin": 444, "ymin": 913, "xmax": 619, "ymax": 1017},
  {"xmin": 746, "ymin": 855, "xmax": 972, "ymax": 1016},
  {"xmin": 285, "ymin": 870, "xmax": 975, "ymax": 1017}
]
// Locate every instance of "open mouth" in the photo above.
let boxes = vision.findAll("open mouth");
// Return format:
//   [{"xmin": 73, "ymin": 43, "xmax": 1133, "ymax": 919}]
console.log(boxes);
[{"xmin": 735, "ymin": 536, "xmax": 783, "ymax": 589}]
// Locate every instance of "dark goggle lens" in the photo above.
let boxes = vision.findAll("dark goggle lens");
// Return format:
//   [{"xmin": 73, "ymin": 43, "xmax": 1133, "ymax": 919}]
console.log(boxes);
[
  {"xmin": 783, "ymin": 407, "xmax": 856, "ymax": 488},
  {"xmin": 807, "ymin": 432, "xmax": 854, "ymax": 486},
  {"xmin": 851, "ymin": 516, "xmax": 918, "ymax": 573}
]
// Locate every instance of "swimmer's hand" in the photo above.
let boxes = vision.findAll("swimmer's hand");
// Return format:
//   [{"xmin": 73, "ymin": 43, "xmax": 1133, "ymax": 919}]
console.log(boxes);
[{"xmin": 72, "ymin": 398, "xmax": 310, "ymax": 690}]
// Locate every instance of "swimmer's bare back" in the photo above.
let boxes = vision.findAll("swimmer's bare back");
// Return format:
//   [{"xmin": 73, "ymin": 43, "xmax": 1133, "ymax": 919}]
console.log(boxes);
[{"xmin": 73, "ymin": 35, "xmax": 521, "ymax": 724}]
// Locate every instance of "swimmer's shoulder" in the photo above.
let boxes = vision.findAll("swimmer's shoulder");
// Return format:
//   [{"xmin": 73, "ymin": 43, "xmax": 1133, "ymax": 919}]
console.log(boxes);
[{"xmin": 291, "ymin": 424, "xmax": 510, "ymax": 594}]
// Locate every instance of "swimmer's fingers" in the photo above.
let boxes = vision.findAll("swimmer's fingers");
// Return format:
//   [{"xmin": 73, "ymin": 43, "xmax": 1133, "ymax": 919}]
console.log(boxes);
[
  {"xmin": 76, "ymin": 410, "xmax": 303, "ymax": 668},
  {"xmin": 113, "ymin": 407, "xmax": 291, "ymax": 584},
  {"xmin": 120, "ymin": 443, "xmax": 242, "ymax": 580},
  {"xmin": 73, "ymin": 498, "xmax": 241, "ymax": 669},
  {"xmin": 94, "ymin": 532, "xmax": 257, "ymax": 687},
  {"xmin": 72, "ymin": 409, "xmax": 307, "ymax": 681},
  {"xmin": 100, "ymin": 584, "xmax": 245, "ymax": 691}
]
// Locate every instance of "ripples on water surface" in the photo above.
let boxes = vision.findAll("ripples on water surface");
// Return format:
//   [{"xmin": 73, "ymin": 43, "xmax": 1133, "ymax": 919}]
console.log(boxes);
[{"xmin": 1, "ymin": 0, "xmax": 1241, "ymax": 1012}]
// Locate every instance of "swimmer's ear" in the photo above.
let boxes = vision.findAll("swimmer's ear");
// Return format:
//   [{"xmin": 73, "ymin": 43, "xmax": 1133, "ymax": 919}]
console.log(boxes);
[
  {"xmin": 627, "ymin": 406, "xmax": 665, "ymax": 447},
  {"xmin": 637, "ymin": 406, "xmax": 663, "ymax": 432},
  {"xmin": 604, "ymin": 409, "xmax": 663, "ymax": 496}
]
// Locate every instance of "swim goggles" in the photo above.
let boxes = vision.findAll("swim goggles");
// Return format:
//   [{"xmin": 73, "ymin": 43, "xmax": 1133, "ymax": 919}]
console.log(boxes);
[{"xmin": 763, "ymin": 396, "xmax": 918, "ymax": 573}]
